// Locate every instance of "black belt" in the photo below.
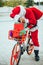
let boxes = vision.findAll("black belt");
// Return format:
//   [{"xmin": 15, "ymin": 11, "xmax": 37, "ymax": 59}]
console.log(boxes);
[{"xmin": 26, "ymin": 21, "xmax": 37, "ymax": 28}]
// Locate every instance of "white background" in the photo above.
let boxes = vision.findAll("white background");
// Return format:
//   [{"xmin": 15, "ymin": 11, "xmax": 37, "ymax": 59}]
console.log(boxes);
[{"xmin": 0, "ymin": 6, "xmax": 43, "ymax": 65}]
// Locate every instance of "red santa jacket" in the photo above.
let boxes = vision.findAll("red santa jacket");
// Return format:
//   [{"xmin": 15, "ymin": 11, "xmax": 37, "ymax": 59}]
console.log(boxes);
[{"xmin": 10, "ymin": 5, "xmax": 43, "ymax": 28}]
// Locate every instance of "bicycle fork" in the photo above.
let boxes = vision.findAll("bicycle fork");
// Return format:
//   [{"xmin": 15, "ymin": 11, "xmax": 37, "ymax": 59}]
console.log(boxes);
[{"xmin": 23, "ymin": 31, "xmax": 30, "ymax": 51}]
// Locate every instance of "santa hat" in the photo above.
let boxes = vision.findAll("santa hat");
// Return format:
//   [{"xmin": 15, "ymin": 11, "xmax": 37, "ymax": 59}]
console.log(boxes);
[
  {"xmin": 10, "ymin": 5, "xmax": 26, "ymax": 19},
  {"xmin": 18, "ymin": 5, "xmax": 26, "ymax": 17},
  {"xmin": 20, "ymin": 16, "xmax": 29, "ymax": 23}
]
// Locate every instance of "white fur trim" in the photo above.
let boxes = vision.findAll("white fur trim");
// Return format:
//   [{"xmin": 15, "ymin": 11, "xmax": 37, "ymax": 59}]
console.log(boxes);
[
  {"xmin": 30, "ymin": 26, "xmax": 38, "ymax": 32},
  {"xmin": 18, "ymin": 5, "xmax": 26, "ymax": 17},
  {"xmin": 25, "ymin": 19, "xmax": 29, "ymax": 23},
  {"xmin": 13, "ymin": 15, "xmax": 20, "ymax": 23},
  {"xmin": 34, "ymin": 46, "xmax": 39, "ymax": 50},
  {"xmin": 24, "ymin": 27, "xmax": 30, "ymax": 31}
]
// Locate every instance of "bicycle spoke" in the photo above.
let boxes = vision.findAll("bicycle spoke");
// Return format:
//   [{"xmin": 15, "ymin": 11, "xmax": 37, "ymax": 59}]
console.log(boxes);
[{"xmin": 10, "ymin": 43, "xmax": 21, "ymax": 65}]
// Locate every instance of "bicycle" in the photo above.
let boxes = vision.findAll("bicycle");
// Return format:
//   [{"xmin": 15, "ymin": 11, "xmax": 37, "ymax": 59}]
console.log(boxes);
[{"xmin": 8, "ymin": 23, "xmax": 34, "ymax": 65}]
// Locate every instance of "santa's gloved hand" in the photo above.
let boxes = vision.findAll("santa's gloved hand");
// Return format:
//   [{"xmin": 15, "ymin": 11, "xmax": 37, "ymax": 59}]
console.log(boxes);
[{"xmin": 20, "ymin": 30, "xmax": 26, "ymax": 36}]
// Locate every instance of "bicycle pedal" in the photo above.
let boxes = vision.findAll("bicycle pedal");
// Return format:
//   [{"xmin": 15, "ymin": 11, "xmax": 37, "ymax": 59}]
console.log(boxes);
[
  {"xmin": 21, "ymin": 47, "xmax": 25, "ymax": 55},
  {"xmin": 26, "ymin": 45, "xmax": 34, "ymax": 55}
]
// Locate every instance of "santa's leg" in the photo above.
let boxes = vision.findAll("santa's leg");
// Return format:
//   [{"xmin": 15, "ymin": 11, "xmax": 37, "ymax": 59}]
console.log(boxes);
[{"xmin": 31, "ymin": 30, "xmax": 40, "ymax": 61}]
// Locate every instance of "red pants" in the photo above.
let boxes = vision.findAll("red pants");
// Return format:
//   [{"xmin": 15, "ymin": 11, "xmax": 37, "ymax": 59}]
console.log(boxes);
[{"xmin": 31, "ymin": 30, "xmax": 39, "ymax": 47}]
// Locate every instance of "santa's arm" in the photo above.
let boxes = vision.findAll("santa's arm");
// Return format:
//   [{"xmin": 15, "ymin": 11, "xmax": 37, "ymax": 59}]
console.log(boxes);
[{"xmin": 26, "ymin": 9, "xmax": 37, "ymax": 29}]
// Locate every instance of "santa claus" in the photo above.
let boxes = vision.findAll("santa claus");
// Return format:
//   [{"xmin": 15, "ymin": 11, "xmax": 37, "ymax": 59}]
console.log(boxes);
[{"xmin": 10, "ymin": 5, "xmax": 43, "ymax": 61}]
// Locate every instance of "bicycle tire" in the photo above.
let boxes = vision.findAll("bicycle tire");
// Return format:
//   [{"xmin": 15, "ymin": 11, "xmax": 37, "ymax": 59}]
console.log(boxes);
[{"xmin": 10, "ymin": 43, "xmax": 21, "ymax": 65}]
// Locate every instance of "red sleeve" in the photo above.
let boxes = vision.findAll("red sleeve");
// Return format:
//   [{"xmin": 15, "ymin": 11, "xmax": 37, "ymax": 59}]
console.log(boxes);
[
  {"xmin": 25, "ymin": 8, "xmax": 36, "ymax": 28},
  {"xmin": 30, "ymin": 7, "xmax": 43, "ymax": 20},
  {"xmin": 28, "ymin": 10, "xmax": 36, "ymax": 28}
]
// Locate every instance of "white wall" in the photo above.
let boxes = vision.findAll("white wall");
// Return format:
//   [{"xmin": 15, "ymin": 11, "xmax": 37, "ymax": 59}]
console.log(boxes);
[
  {"xmin": 0, "ymin": 7, "xmax": 17, "ymax": 65},
  {"xmin": 34, "ymin": 0, "xmax": 43, "ymax": 2}
]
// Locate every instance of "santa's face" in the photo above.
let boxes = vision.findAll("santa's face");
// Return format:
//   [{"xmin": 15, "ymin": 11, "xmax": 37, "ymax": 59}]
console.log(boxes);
[{"xmin": 19, "ymin": 17, "xmax": 25, "ymax": 23}]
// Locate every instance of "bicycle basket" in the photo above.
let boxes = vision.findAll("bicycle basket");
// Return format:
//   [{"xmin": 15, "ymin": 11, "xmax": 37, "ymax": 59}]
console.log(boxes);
[{"xmin": 8, "ymin": 23, "xmax": 24, "ymax": 39}]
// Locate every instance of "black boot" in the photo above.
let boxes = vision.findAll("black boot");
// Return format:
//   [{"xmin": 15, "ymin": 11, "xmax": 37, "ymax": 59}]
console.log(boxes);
[
  {"xmin": 34, "ymin": 50, "xmax": 40, "ymax": 61},
  {"xmin": 21, "ymin": 46, "xmax": 25, "ymax": 55},
  {"xmin": 21, "ymin": 46, "xmax": 23, "ymax": 55}
]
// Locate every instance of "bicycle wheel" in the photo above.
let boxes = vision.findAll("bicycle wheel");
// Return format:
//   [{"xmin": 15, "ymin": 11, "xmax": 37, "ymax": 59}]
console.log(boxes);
[
  {"xmin": 27, "ymin": 44, "xmax": 34, "ymax": 55},
  {"xmin": 10, "ymin": 43, "xmax": 21, "ymax": 65}
]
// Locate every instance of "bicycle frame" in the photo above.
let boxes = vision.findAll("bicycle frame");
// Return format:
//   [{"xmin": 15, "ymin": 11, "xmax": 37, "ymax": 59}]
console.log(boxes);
[
  {"xmin": 20, "ymin": 30, "xmax": 30, "ymax": 51},
  {"xmin": 9, "ymin": 24, "xmax": 34, "ymax": 65},
  {"xmin": 9, "ymin": 30, "xmax": 32, "ymax": 51}
]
